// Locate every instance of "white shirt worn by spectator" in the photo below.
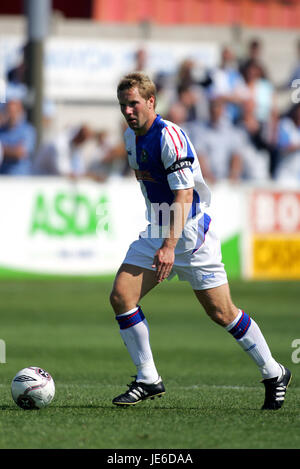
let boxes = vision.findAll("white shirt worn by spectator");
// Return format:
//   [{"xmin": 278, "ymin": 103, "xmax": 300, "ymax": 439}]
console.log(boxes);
[
  {"xmin": 33, "ymin": 130, "xmax": 86, "ymax": 176},
  {"xmin": 235, "ymin": 127, "xmax": 270, "ymax": 181},
  {"xmin": 193, "ymin": 119, "xmax": 242, "ymax": 180},
  {"xmin": 209, "ymin": 66, "xmax": 247, "ymax": 121},
  {"xmin": 275, "ymin": 117, "xmax": 300, "ymax": 186}
]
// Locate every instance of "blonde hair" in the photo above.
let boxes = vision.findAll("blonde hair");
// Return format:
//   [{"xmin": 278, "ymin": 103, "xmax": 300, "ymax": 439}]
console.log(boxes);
[{"xmin": 117, "ymin": 72, "xmax": 156, "ymax": 104}]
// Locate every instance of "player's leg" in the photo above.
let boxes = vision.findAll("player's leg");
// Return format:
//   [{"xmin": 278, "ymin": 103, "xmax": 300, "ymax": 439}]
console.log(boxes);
[
  {"xmin": 193, "ymin": 282, "xmax": 238, "ymax": 326},
  {"xmin": 193, "ymin": 283, "xmax": 291, "ymax": 409},
  {"xmin": 174, "ymin": 221, "xmax": 291, "ymax": 409},
  {"xmin": 110, "ymin": 263, "xmax": 165, "ymax": 405},
  {"xmin": 194, "ymin": 283, "xmax": 282, "ymax": 378},
  {"xmin": 110, "ymin": 262, "xmax": 158, "ymax": 314}
]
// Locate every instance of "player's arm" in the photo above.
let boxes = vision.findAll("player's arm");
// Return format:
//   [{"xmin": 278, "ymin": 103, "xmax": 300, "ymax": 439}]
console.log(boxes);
[{"xmin": 152, "ymin": 187, "xmax": 193, "ymax": 283}]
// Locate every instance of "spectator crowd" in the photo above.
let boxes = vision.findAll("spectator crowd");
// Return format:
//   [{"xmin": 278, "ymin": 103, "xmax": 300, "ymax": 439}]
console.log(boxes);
[{"xmin": 1, "ymin": 37, "xmax": 300, "ymax": 186}]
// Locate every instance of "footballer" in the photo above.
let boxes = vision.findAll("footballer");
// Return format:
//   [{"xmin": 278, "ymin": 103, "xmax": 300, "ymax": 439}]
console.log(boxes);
[{"xmin": 109, "ymin": 72, "xmax": 291, "ymax": 410}]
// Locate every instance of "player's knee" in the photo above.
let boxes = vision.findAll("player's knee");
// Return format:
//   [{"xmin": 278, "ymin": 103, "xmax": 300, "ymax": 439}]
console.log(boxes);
[
  {"xmin": 205, "ymin": 306, "xmax": 238, "ymax": 327},
  {"xmin": 204, "ymin": 307, "xmax": 225, "ymax": 326},
  {"xmin": 109, "ymin": 289, "xmax": 124, "ymax": 313},
  {"xmin": 109, "ymin": 287, "xmax": 134, "ymax": 315}
]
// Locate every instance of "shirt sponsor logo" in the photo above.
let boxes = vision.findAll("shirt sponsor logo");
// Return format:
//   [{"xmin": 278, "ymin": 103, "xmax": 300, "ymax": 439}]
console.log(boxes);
[{"xmin": 135, "ymin": 169, "xmax": 157, "ymax": 182}]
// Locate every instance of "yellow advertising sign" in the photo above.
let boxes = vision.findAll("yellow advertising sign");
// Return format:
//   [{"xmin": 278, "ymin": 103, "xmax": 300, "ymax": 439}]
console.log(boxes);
[
  {"xmin": 252, "ymin": 236, "xmax": 300, "ymax": 279},
  {"xmin": 248, "ymin": 190, "xmax": 300, "ymax": 279}
]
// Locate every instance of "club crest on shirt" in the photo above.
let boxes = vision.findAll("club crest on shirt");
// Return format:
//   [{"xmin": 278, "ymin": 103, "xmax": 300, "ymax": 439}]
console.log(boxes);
[{"xmin": 141, "ymin": 149, "xmax": 149, "ymax": 163}]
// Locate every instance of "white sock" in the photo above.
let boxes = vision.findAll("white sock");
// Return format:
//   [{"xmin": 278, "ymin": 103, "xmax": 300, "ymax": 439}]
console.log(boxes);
[
  {"xmin": 116, "ymin": 306, "xmax": 159, "ymax": 384},
  {"xmin": 226, "ymin": 310, "xmax": 282, "ymax": 379}
]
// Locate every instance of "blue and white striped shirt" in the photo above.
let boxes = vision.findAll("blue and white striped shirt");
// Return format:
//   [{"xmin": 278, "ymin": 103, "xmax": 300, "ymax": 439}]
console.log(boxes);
[{"xmin": 124, "ymin": 114, "xmax": 211, "ymax": 226}]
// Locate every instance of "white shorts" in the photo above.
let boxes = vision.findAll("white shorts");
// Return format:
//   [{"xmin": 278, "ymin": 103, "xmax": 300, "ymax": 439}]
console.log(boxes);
[{"xmin": 122, "ymin": 218, "xmax": 228, "ymax": 291}]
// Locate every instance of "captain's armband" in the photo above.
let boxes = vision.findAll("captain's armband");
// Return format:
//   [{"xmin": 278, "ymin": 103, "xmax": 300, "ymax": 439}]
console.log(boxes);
[{"xmin": 165, "ymin": 158, "xmax": 192, "ymax": 175}]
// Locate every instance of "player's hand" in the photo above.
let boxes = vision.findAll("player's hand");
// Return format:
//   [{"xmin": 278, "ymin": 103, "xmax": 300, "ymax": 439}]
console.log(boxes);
[{"xmin": 152, "ymin": 246, "xmax": 175, "ymax": 283}]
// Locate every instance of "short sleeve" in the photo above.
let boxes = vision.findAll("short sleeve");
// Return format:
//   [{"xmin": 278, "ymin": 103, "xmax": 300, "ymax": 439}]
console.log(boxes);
[{"xmin": 161, "ymin": 124, "xmax": 195, "ymax": 191}]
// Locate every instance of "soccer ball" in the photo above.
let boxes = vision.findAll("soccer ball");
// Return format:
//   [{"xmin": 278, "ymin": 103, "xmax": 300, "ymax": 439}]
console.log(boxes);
[{"xmin": 11, "ymin": 367, "xmax": 55, "ymax": 410}]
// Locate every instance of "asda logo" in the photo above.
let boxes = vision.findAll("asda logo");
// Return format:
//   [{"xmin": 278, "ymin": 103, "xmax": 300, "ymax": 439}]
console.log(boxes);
[{"xmin": 30, "ymin": 192, "xmax": 110, "ymax": 237}]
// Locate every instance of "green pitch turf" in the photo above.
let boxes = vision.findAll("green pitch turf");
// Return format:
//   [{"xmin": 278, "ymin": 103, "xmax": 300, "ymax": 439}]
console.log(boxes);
[{"xmin": 0, "ymin": 277, "xmax": 299, "ymax": 449}]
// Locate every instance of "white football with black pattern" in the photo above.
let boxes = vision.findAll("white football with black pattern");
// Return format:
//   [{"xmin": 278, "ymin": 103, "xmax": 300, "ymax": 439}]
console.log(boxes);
[{"xmin": 11, "ymin": 367, "xmax": 55, "ymax": 410}]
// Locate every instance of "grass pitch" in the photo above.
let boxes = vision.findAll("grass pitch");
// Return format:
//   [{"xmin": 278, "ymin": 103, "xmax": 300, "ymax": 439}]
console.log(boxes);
[{"xmin": 0, "ymin": 277, "xmax": 299, "ymax": 449}]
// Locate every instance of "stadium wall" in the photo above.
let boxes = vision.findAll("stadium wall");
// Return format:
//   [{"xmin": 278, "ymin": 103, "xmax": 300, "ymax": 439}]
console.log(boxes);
[
  {"xmin": 92, "ymin": 0, "xmax": 300, "ymax": 29},
  {"xmin": 1, "ymin": 177, "xmax": 299, "ymax": 280},
  {"xmin": 1, "ymin": 0, "xmax": 300, "ymax": 28}
]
